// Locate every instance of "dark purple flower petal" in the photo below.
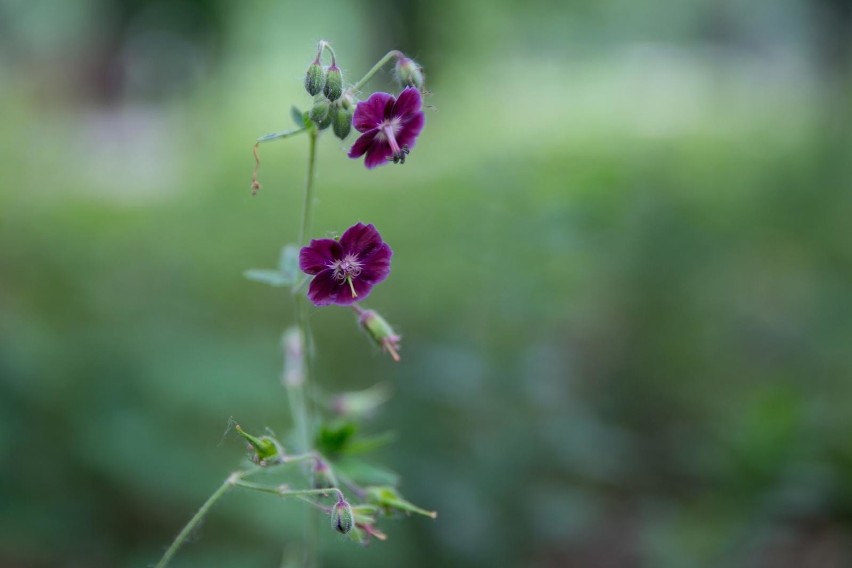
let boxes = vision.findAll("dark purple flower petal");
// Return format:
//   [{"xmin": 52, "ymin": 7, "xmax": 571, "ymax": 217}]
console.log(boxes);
[
  {"xmin": 353, "ymin": 92, "xmax": 394, "ymax": 132},
  {"xmin": 347, "ymin": 129, "xmax": 378, "ymax": 158},
  {"xmin": 340, "ymin": 223, "xmax": 382, "ymax": 255},
  {"xmin": 396, "ymin": 111, "xmax": 425, "ymax": 149},
  {"xmin": 364, "ymin": 140, "xmax": 393, "ymax": 169},
  {"xmin": 392, "ymin": 87, "xmax": 422, "ymax": 118},
  {"xmin": 306, "ymin": 269, "xmax": 340, "ymax": 306},
  {"xmin": 358, "ymin": 243, "xmax": 392, "ymax": 283},
  {"xmin": 299, "ymin": 239, "xmax": 343, "ymax": 274}
]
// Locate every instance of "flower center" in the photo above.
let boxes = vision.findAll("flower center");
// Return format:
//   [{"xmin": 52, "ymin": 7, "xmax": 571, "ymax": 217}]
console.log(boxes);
[
  {"xmin": 331, "ymin": 254, "xmax": 362, "ymax": 298},
  {"xmin": 379, "ymin": 119, "xmax": 411, "ymax": 165}
]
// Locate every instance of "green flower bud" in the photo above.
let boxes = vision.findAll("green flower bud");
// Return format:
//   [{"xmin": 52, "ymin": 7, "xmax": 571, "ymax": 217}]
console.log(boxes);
[
  {"xmin": 323, "ymin": 64, "xmax": 343, "ymax": 101},
  {"xmin": 304, "ymin": 60, "xmax": 325, "ymax": 96},
  {"xmin": 357, "ymin": 309, "xmax": 401, "ymax": 361},
  {"xmin": 394, "ymin": 56, "xmax": 425, "ymax": 90},
  {"xmin": 332, "ymin": 103, "xmax": 353, "ymax": 140},
  {"xmin": 331, "ymin": 499, "xmax": 354, "ymax": 534},
  {"xmin": 315, "ymin": 107, "xmax": 333, "ymax": 130},
  {"xmin": 235, "ymin": 424, "xmax": 283, "ymax": 466},
  {"xmin": 312, "ymin": 458, "xmax": 338, "ymax": 490},
  {"xmin": 309, "ymin": 100, "xmax": 330, "ymax": 123}
]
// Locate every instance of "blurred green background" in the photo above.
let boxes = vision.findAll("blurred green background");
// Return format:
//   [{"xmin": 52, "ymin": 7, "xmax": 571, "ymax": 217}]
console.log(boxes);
[{"xmin": 2, "ymin": 0, "xmax": 852, "ymax": 566}]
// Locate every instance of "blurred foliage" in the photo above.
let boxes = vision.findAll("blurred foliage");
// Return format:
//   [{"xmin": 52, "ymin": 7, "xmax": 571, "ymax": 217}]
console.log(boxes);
[{"xmin": 2, "ymin": 0, "xmax": 852, "ymax": 567}]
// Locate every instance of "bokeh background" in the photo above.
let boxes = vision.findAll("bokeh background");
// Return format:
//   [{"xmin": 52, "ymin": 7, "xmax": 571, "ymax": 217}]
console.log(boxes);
[{"xmin": 2, "ymin": 0, "xmax": 852, "ymax": 566}]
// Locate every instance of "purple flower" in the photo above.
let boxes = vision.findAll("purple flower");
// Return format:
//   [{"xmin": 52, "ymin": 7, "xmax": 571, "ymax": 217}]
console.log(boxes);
[
  {"xmin": 299, "ymin": 223, "xmax": 392, "ymax": 306},
  {"xmin": 347, "ymin": 87, "xmax": 425, "ymax": 169}
]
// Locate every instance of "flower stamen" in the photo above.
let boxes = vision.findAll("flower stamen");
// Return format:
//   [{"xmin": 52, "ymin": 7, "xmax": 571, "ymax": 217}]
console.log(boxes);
[{"xmin": 346, "ymin": 275, "xmax": 358, "ymax": 298}]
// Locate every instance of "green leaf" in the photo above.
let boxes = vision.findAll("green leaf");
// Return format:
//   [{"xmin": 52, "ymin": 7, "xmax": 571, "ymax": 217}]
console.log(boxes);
[
  {"xmin": 256, "ymin": 127, "xmax": 306, "ymax": 143},
  {"xmin": 291, "ymin": 106, "xmax": 304, "ymax": 127},
  {"xmin": 315, "ymin": 422, "xmax": 358, "ymax": 457},
  {"xmin": 334, "ymin": 458, "xmax": 400, "ymax": 486},
  {"xmin": 278, "ymin": 244, "xmax": 300, "ymax": 284},
  {"xmin": 243, "ymin": 269, "xmax": 293, "ymax": 287},
  {"xmin": 345, "ymin": 431, "xmax": 397, "ymax": 455}
]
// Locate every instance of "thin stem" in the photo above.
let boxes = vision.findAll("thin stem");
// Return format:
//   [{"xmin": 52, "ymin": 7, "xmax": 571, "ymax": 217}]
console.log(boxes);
[
  {"xmin": 298, "ymin": 129, "xmax": 319, "ymax": 249},
  {"xmin": 235, "ymin": 480, "xmax": 344, "ymax": 503},
  {"xmin": 155, "ymin": 471, "xmax": 248, "ymax": 568},
  {"xmin": 319, "ymin": 41, "xmax": 337, "ymax": 66},
  {"xmin": 349, "ymin": 50, "xmax": 403, "ymax": 94},
  {"xmin": 291, "ymin": 127, "xmax": 320, "ymax": 568}
]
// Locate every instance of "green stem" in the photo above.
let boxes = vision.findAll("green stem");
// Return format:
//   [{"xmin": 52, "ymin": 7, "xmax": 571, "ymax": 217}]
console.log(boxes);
[
  {"xmin": 155, "ymin": 471, "xmax": 250, "ymax": 568},
  {"xmin": 349, "ymin": 50, "xmax": 403, "ymax": 94},
  {"xmin": 291, "ymin": 127, "xmax": 320, "ymax": 568},
  {"xmin": 235, "ymin": 480, "xmax": 344, "ymax": 503}
]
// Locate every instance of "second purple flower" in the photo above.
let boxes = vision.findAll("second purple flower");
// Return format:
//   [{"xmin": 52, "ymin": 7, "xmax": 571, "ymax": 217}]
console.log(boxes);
[
  {"xmin": 347, "ymin": 87, "xmax": 425, "ymax": 169},
  {"xmin": 299, "ymin": 223, "xmax": 392, "ymax": 306}
]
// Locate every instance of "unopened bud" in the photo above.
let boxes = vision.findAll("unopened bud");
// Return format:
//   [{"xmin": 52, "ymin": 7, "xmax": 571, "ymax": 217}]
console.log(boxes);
[
  {"xmin": 332, "ymin": 103, "xmax": 353, "ymax": 139},
  {"xmin": 331, "ymin": 383, "xmax": 391, "ymax": 418},
  {"xmin": 358, "ymin": 309, "xmax": 401, "ymax": 362},
  {"xmin": 235, "ymin": 424, "xmax": 284, "ymax": 465},
  {"xmin": 323, "ymin": 64, "xmax": 343, "ymax": 101},
  {"xmin": 304, "ymin": 60, "xmax": 325, "ymax": 96},
  {"xmin": 331, "ymin": 499, "xmax": 354, "ymax": 534},
  {"xmin": 282, "ymin": 327, "xmax": 305, "ymax": 387},
  {"xmin": 394, "ymin": 56, "xmax": 425, "ymax": 90},
  {"xmin": 309, "ymin": 100, "xmax": 330, "ymax": 123},
  {"xmin": 312, "ymin": 458, "xmax": 338, "ymax": 490}
]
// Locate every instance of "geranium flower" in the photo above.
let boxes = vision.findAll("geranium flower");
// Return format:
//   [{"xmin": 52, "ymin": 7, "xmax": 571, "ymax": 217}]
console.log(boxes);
[
  {"xmin": 347, "ymin": 87, "xmax": 425, "ymax": 169},
  {"xmin": 299, "ymin": 223, "xmax": 392, "ymax": 306}
]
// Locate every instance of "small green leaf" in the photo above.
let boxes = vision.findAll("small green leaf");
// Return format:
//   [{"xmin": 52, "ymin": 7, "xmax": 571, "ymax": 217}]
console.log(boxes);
[
  {"xmin": 291, "ymin": 106, "xmax": 304, "ymax": 127},
  {"xmin": 243, "ymin": 269, "xmax": 293, "ymax": 287},
  {"xmin": 256, "ymin": 127, "xmax": 306, "ymax": 143},
  {"xmin": 278, "ymin": 245, "xmax": 300, "ymax": 284},
  {"xmin": 315, "ymin": 422, "xmax": 358, "ymax": 457},
  {"xmin": 335, "ymin": 458, "xmax": 400, "ymax": 486},
  {"xmin": 345, "ymin": 431, "xmax": 396, "ymax": 455}
]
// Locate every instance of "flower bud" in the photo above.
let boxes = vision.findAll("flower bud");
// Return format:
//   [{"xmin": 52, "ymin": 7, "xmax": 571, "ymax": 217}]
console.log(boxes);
[
  {"xmin": 323, "ymin": 64, "xmax": 343, "ymax": 101},
  {"xmin": 332, "ymin": 104, "xmax": 353, "ymax": 140},
  {"xmin": 309, "ymin": 100, "xmax": 330, "ymax": 123},
  {"xmin": 304, "ymin": 59, "xmax": 325, "ymax": 96},
  {"xmin": 394, "ymin": 56, "xmax": 425, "ymax": 90},
  {"xmin": 331, "ymin": 499, "xmax": 354, "ymax": 534},
  {"xmin": 312, "ymin": 457, "xmax": 338, "ymax": 490},
  {"xmin": 235, "ymin": 424, "xmax": 284, "ymax": 465},
  {"xmin": 331, "ymin": 383, "xmax": 391, "ymax": 418},
  {"xmin": 281, "ymin": 327, "xmax": 304, "ymax": 388},
  {"xmin": 357, "ymin": 309, "xmax": 401, "ymax": 362}
]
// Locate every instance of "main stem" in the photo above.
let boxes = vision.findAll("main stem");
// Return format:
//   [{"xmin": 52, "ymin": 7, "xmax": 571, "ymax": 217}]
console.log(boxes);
[{"xmin": 292, "ymin": 128, "xmax": 320, "ymax": 568}]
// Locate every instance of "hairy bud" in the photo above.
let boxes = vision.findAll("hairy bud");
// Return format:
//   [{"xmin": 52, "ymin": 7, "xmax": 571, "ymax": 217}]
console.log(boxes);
[
  {"xmin": 235, "ymin": 424, "xmax": 283, "ymax": 466},
  {"xmin": 309, "ymin": 100, "xmax": 331, "ymax": 123},
  {"xmin": 394, "ymin": 56, "xmax": 425, "ymax": 90},
  {"xmin": 324, "ymin": 64, "xmax": 343, "ymax": 101},
  {"xmin": 331, "ymin": 499, "xmax": 354, "ymax": 534},
  {"xmin": 304, "ymin": 59, "xmax": 325, "ymax": 96},
  {"xmin": 281, "ymin": 327, "xmax": 304, "ymax": 387},
  {"xmin": 357, "ymin": 309, "xmax": 401, "ymax": 362},
  {"xmin": 312, "ymin": 458, "xmax": 338, "ymax": 490},
  {"xmin": 332, "ymin": 103, "xmax": 353, "ymax": 139}
]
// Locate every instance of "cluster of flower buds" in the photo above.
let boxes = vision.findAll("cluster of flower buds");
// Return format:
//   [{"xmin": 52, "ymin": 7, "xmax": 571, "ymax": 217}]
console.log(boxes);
[{"xmin": 303, "ymin": 43, "xmax": 353, "ymax": 141}]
